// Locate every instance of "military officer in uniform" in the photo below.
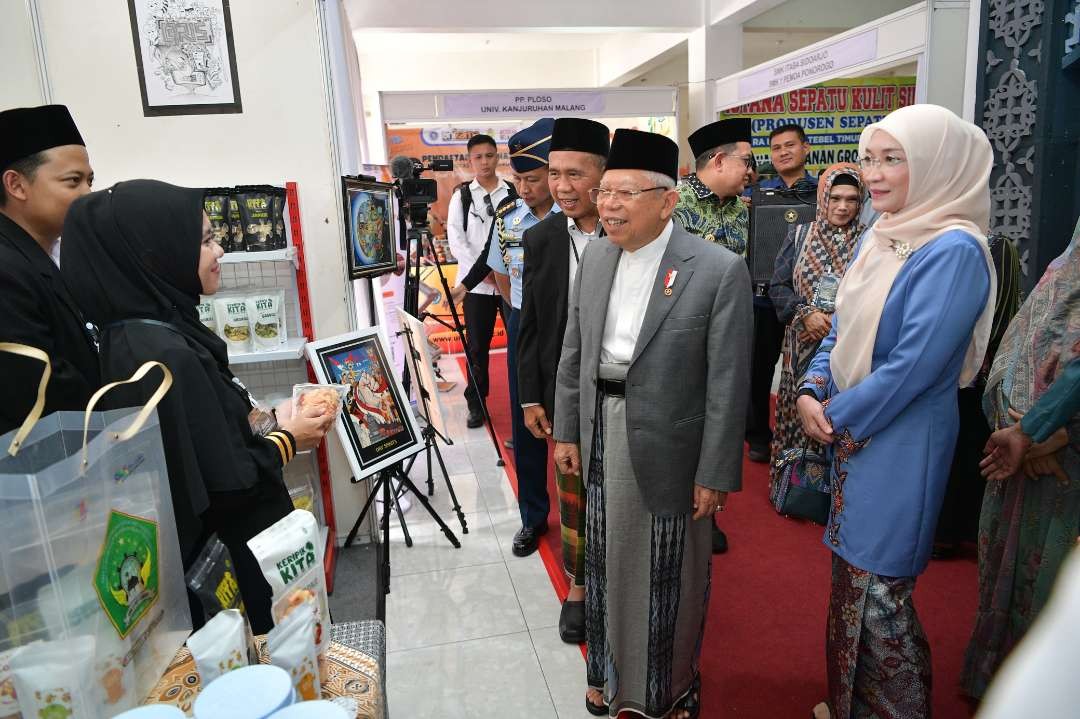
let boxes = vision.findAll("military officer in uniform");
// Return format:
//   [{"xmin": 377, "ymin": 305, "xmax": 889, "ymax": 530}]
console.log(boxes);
[
  {"xmin": 0, "ymin": 105, "xmax": 98, "ymax": 436},
  {"xmin": 673, "ymin": 117, "xmax": 755, "ymax": 554},
  {"xmin": 485, "ymin": 118, "xmax": 561, "ymax": 559}
]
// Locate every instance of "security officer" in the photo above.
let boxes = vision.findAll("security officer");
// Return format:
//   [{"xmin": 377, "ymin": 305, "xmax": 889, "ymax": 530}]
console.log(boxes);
[
  {"xmin": 0, "ymin": 105, "xmax": 98, "ymax": 436},
  {"xmin": 486, "ymin": 118, "xmax": 560, "ymax": 558}
]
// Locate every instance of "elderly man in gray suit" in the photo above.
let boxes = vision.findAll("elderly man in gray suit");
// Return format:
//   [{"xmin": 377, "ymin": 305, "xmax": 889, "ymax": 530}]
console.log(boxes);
[{"xmin": 553, "ymin": 128, "xmax": 751, "ymax": 719}]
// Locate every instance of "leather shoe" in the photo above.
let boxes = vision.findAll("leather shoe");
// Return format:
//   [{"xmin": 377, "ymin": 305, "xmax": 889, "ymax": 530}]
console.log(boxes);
[
  {"xmin": 466, "ymin": 409, "xmax": 484, "ymax": 428},
  {"xmin": 511, "ymin": 522, "xmax": 548, "ymax": 557},
  {"xmin": 559, "ymin": 599, "xmax": 586, "ymax": 644},
  {"xmin": 712, "ymin": 523, "xmax": 728, "ymax": 554},
  {"xmin": 748, "ymin": 445, "xmax": 769, "ymax": 463}
]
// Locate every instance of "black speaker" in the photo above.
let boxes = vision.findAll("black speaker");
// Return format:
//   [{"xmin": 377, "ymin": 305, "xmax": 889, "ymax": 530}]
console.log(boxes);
[{"xmin": 749, "ymin": 186, "xmax": 817, "ymax": 295}]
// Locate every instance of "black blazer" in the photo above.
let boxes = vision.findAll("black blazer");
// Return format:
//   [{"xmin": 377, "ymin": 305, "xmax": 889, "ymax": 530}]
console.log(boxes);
[
  {"xmin": 0, "ymin": 214, "xmax": 99, "ymax": 435},
  {"xmin": 517, "ymin": 211, "xmax": 574, "ymax": 417}
]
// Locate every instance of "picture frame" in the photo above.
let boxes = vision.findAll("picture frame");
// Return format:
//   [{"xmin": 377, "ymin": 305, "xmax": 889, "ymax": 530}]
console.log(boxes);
[
  {"xmin": 306, "ymin": 329, "xmax": 423, "ymax": 480},
  {"xmin": 342, "ymin": 177, "xmax": 398, "ymax": 280},
  {"xmin": 396, "ymin": 308, "xmax": 448, "ymax": 439},
  {"xmin": 127, "ymin": 0, "xmax": 243, "ymax": 117}
]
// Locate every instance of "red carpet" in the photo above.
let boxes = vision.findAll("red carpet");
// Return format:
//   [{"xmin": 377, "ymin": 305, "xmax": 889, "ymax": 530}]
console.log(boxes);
[{"xmin": 463, "ymin": 354, "xmax": 978, "ymax": 718}]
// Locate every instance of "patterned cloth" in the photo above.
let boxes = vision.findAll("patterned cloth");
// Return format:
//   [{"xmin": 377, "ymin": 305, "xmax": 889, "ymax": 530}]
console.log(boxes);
[
  {"xmin": 961, "ymin": 218, "xmax": 1080, "ymax": 698},
  {"xmin": 826, "ymin": 553, "xmax": 932, "ymax": 719},
  {"xmin": 768, "ymin": 165, "xmax": 862, "ymax": 488},
  {"xmin": 556, "ymin": 462, "xmax": 587, "ymax": 586},
  {"xmin": 585, "ymin": 364, "xmax": 711, "ymax": 718},
  {"xmin": 672, "ymin": 174, "xmax": 748, "ymax": 256}
]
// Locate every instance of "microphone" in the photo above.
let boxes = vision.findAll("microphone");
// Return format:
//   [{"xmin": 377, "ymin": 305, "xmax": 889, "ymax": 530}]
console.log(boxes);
[{"xmin": 390, "ymin": 155, "xmax": 420, "ymax": 181}]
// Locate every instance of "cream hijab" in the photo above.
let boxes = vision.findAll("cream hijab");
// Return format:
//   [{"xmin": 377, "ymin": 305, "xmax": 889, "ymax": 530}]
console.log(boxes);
[{"xmin": 830, "ymin": 104, "xmax": 996, "ymax": 391}]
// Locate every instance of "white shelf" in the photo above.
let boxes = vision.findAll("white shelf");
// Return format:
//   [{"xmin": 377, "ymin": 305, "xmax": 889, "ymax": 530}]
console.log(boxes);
[
  {"xmin": 220, "ymin": 248, "xmax": 296, "ymax": 264},
  {"xmin": 228, "ymin": 337, "xmax": 307, "ymax": 365}
]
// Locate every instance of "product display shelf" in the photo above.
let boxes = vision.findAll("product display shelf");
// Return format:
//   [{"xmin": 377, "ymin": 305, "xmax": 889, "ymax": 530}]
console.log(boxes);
[{"xmin": 221, "ymin": 181, "xmax": 338, "ymax": 592}]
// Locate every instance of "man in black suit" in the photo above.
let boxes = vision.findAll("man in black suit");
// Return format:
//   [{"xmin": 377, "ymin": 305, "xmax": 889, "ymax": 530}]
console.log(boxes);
[
  {"xmin": 517, "ymin": 117, "xmax": 609, "ymax": 644},
  {"xmin": 0, "ymin": 105, "xmax": 98, "ymax": 436}
]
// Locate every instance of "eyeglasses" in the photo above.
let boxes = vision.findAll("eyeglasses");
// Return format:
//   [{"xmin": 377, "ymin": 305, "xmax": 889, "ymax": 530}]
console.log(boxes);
[
  {"xmin": 858, "ymin": 155, "xmax": 906, "ymax": 170},
  {"xmin": 708, "ymin": 152, "xmax": 755, "ymax": 170},
  {"xmin": 483, "ymin": 194, "xmax": 494, "ymax": 217},
  {"xmin": 588, "ymin": 187, "xmax": 667, "ymax": 203}
]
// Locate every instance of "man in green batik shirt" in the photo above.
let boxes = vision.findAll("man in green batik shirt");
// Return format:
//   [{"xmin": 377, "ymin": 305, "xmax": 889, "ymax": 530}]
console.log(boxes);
[
  {"xmin": 673, "ymin": 117, "xmax": 755, "ymax": 555},
  {"xmin": 674, "ymin": 117, "xmax": 755, "ymax": 257}
]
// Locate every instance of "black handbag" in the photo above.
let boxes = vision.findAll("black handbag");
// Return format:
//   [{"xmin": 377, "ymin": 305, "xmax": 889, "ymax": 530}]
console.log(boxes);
[{"xmin": 770, "ymin": 448, "xmax": 831, "ymax": 525}]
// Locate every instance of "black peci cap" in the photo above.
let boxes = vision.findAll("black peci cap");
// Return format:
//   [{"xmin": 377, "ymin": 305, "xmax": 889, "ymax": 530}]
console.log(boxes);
[
  {"xmin": 604, "ymin": 129, "xmax": 679, "ymax": 182},
  {"xmin": 0, "ymin": 105, "xmax": 85, "ymax": 171},
  {"xmin": 688, "ymin": 118, "xmax": 752, "ymax": 158},
  {"xmin": 550, "ymin": 118, "xmax": 610, "ymax": 157}
]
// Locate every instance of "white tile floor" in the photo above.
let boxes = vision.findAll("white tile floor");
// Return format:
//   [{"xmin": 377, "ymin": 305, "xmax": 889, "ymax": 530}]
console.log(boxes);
[{"xmin": 382, "ymin": 352, "xmax": 595, "ymax": 718}]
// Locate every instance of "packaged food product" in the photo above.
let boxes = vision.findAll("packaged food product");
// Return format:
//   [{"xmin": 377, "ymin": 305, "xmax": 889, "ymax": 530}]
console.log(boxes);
[
  {"xmin": 266, "ymin": 595, "xmax": 320, "ymax": 701},
  {"xmin": 0, "ymin": 646, "xmax": 23, "ymax": 719},
  {"xmin": 213, "ymin": 297, "xmax": 252, "ymax": 353},
  {"xmin": 204, "ymin": 190, "xmax": 233, "ymax": 253},
  {"xmin": 197, "ymin": 300, "xmax": 217, "ymax": 334},
  {"xmin": 270, "ymin": 187, "xmax": 288, "ymax": 250},
  {"xmin": 10, "ymin": 636, "xmax": 95, "ymax": 719},
  {"xmin": 185, "ymin": 535, "xmax": 249, "ymax": 620},
  {"xmin": 228, "ymin": 193, "xmax": 245, "ymax": 252},
  {"xmin": 237, "ymin": 188, "xmax": 275, "ymax": 253},
  {"xmin": 291, "ymin": 384, "xmax": 348, "ymax": 418},
  {"xmin": 193, "ymin": 665, "xmax": 294, "ymax": 719},
  {"xmin": 186, "ymin": 609, "xmax": 248, "ymax": 685},
  {"xmin": 245, "ymin": 291, "xmax": 286, "ymax": 350},
  {"xmin": 247, "ymin": 511, "xmax": 329, "ymax": 664},
  {"xmin": 288, "ymin": 484, "xmax": 316, "ymax": 515}
]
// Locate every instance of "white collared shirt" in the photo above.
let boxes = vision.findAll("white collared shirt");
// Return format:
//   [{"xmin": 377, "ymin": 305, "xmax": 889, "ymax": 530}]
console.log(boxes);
[
  {"xmin": 446, "ymin": 178, "xmax": 509, "ymax": 295},
  {"xmin": 600, "ymin": 220, "xmax": 674, "ymax": 364},
  {"xmin": 567, "ymin": 216, "xmax": 598, "ymax": 305}
]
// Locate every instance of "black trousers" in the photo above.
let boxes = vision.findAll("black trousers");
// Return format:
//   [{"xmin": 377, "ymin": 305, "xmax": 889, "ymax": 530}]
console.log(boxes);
[
  {"xmin": 747, "ymin": 302, "xmax": 785, "ymax": 449},
  {"xmin": 935, "ymin": 386, "xmax": 991, "ymax": 545},
  {"xmin": 463, "ymin": 293, "xmax": 502, "ymax": 412}
]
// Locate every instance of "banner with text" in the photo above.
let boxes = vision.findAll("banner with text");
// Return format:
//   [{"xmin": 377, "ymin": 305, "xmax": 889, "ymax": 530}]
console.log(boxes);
[{"xmin": 720, "ymin": 76, "xmax": 916, "ymax": 175}]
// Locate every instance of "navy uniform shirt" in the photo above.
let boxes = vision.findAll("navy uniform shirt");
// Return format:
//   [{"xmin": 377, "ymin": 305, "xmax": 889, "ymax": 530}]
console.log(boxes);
[{"xmin": 486, "ymin": 199, "xmax": 560, "ymax": 309}]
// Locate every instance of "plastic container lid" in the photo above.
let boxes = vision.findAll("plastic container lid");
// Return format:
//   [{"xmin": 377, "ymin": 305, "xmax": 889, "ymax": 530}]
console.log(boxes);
[
  {"xmin": 267, "ymin": 701, "xmax": 350, "ymax": 719},
  {"xmin": 112, "ymin": 707, "xmax": 188, "ymax": 719},
  {"xmin": 193, "ymin": 665, "xmax": 295, "ymax": 719}
]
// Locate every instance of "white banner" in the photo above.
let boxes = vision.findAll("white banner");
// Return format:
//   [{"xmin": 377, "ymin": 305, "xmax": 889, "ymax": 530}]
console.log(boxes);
[
  {"xmin": 441, "ymin": 91, "xmax": 606, "ymax": 118},
  {"xmin": 737, "ymin": 30, "xmax": 879, "ymax": 101}
]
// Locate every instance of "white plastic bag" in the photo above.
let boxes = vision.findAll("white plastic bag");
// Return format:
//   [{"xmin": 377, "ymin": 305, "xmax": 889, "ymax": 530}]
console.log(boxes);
[
  {"xmin": 266, "ymin": 595, "xmax": 320, "ymax": 701},
  {"xmin": 186, "ymin": 609, "xmax": 248, "ymax": 684}
]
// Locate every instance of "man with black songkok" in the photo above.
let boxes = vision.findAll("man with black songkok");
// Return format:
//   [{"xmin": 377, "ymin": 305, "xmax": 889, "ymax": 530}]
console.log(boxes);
[
  {"xmin": 0, "ymin": 105, "xmax": 97, "ymax": 436},
  {"xmin": 554, "ymin": 129, "xmax": 751, "ymax": 717},
  {"xmin": 673, "ymin": 117, "xmax": 754, "ymax": 555}
]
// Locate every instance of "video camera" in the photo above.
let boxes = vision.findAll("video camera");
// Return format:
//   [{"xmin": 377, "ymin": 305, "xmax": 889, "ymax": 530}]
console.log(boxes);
[{"xmin": 391, "ymin": 156, "xmax": 453, "ymax": 228}]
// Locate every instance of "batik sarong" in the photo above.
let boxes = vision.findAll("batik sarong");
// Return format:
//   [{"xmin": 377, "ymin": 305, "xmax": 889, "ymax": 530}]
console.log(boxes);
[
  {"xmin": 585, "ymin": 363, "xmax": 712, "ymax": 718},
  {"xmin": 556, "ymin": 462, "xmax": 586, "ymax": 586},
  {"xmin": 826, "ymin": 553, "xmax": 931, "ymax": 719}
]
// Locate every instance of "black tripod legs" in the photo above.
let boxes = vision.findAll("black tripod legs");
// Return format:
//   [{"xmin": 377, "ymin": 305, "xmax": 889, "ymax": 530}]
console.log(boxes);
[
  {"xmin": 390, "ymin": 468, "xmax": 461, "ymax": 549},
  {"xmin": 429, "ymin": 435, "xmax": 468, "ymax": 534}
]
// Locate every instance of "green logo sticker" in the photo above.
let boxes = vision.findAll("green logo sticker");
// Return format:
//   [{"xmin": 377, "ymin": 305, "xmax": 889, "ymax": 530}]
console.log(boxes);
[{"xmin": 94, "ymin": 510, "xmax": 160, "ymax": 639}]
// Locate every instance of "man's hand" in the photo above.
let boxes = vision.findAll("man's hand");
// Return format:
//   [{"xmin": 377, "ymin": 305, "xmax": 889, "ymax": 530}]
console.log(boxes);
[
  {"xmin": 797, "ymin": 394, "xmax": 834, "ymax": 444},
  {"xmin": 692, "ymin": 486, "xmax": 727, "ymax": 521},
  {"xmin": 554, "ymin": 442, "xmax": 581, "ymax": 476},
  {"xmin": 523, "ymin": 405, "xmax": 552, "ymax": 439},
  {"xmin": 980, "ymin": 409, "xmax": 1033, "ymax": 481},
  {"xmin": 740, "ymin": 196, "xmax": 752, "ymax": 207},
  {"xmin": 450, "ymin": 283, "xmax": 468, "ymax": 304},
  {"xmin": 799, "ymin": 311, "xmax": 832, "ymax": 343}
]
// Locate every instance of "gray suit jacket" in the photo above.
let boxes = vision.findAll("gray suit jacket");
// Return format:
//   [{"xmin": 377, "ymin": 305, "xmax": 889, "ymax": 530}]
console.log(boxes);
[{"xmin": 553, "ymin": 224, "xmax": 752, "ymax": 516}]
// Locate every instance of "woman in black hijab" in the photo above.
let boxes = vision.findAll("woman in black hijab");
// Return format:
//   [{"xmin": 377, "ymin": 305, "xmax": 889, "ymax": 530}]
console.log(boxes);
[{"xmin": 60, "ymin": 180, "xmax": 333, "ymax": 632}]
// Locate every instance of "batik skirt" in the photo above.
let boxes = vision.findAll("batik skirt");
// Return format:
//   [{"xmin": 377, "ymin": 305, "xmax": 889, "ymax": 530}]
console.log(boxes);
[
  {"xmin": 585, "ymin": 363, "xmax": 712, "ymax": 718},
  {"xmin": 826, "ymin": 552, "xmax": 932, "ymax": 719},
  {"xmin": 556, "ymin": 463, "xmax": 587, "ymax": 587}
]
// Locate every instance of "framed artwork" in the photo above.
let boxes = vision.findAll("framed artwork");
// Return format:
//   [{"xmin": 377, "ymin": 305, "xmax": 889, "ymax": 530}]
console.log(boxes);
[
  {"xmin": 127, "ymin": 0, "xmax": 243, "ymax": 117},
  {"xmin": 396, "ymin": 308, "xmax": 448, "ymax": 439},
  {"xmin": 343, "ymin": 178, "xmax": 397, "ymax": 280},
  {"xmin": 306, "ymin": 329, "xmax": 423, "ymax": 480}
]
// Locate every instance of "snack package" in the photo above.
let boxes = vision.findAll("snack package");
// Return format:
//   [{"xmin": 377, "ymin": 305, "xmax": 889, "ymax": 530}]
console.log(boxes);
[
  {"xmin": 236, "ymin": 188, "xmax": 275, "ymax": 252},
  {"xmin": 247, "ymin": 511, "xmax": 329, "ymax": 664},
  {"xmin": 291, "ymin": 384, "xmax": 348, "ymax": 418},
  {"xmin": 288, "ymin": 484, "xmax": 316, "ymax": 515},
  {"xmin": 185, "ymin": 535, "xmax": 256, "ymax": 663},
  {"xmin": 270, "ymin": 187, "xmax": 288, "ymax": 250},
  {"xmin": 204, "ymin": 190, "xmax": 232, "ymax": 253},
  {"xmin": 213, "ymin": 297, "xmax": 252, "ymax": 353},
  {"xmin": 197, "ymin": 300, "xmax": 217, "ymax": 334},
  {"xmin": 0, "ymin": 646, "xmax": 23, "ymax": 719},
  {"xmin": 10, "ymin": 636, "xmax": 95, "ymax": 718},
  {"xmin": 186, "ymin": 609, "xmax": 248, "ymax": 685},
  {"xmin": 245, "ymin": 291, "xmax": 287, "ymax": 350},
  {"xmin": 227, "ymin": 192, "xmax": 245, "ymax": 252},
  {"xmin": 266, "ymin": 595, "xmax": 320, "ymax": 701}
]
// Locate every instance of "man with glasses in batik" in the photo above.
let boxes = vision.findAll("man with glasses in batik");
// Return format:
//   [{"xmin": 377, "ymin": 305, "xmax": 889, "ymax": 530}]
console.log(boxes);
[{"xmin": 673, "ymin": 117, "xmax": 755, "ymax": 554}]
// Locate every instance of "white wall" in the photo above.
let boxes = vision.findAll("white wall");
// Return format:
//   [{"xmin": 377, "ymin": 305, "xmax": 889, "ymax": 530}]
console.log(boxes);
[
  {"xmin": 0, "ymin": 0, "xmax": 45, "ymax": 107},
  {"xmin": 28, "ymin": 0, "xmax": 364, "ymax": 543}
]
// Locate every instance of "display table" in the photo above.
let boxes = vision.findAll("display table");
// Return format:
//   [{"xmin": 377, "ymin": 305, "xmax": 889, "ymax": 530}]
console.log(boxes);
[{"xmin": 144, "ymin": 621, "xmax": 386, "ymax": 718}]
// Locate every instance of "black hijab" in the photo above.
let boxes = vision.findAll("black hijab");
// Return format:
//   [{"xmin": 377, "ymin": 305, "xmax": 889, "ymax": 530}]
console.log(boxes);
[{"xmin": 62, "ymin": 179, "xmax": 228, "ymax": 365}]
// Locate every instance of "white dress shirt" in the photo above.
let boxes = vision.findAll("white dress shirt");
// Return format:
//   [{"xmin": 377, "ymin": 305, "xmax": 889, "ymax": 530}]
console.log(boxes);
[
  {"xmin": 446, "ymin": 178, "xmax": 509, "ymax": 296},
  {"xmin": 567, "ymin": 217, "xmax": 599, "ymax": 304},
  {"xmin": 600, "ymin": 220, "xmax": 674, "ymax": 364}
]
